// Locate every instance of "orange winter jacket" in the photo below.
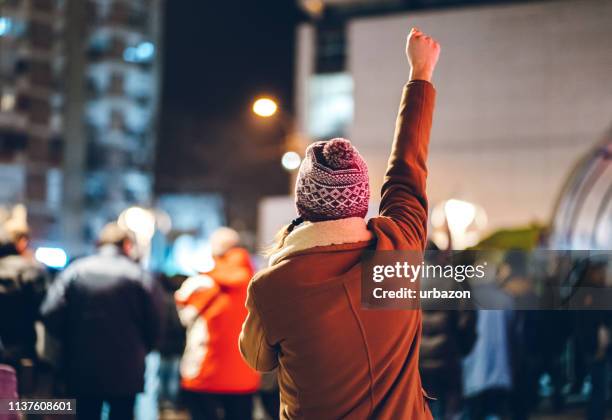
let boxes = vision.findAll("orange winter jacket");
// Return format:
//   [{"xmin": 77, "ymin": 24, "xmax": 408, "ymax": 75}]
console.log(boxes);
[
  {"xmin": 176, "ymin": 248, "xmax": 260, "ymax": 394},
  {"xmin": 239, "ymin": 81, "xmax": 436, "ymax": 419}
]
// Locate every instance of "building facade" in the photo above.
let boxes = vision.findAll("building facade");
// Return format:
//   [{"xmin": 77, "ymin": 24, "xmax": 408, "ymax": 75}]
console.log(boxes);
[
  {"xmin": 0, "ymin": 0, "xmax": 163, "ymax": 255},
  {"xmin": 0, "ymin": 0, "xmax": 64, "ymax": 241},
  {"xmin": 294, "ymin": 0, "xmax": 612, "ymax": 245},
  {"xmin": 75, "ymin": 0, "xmax": 163, "ymax": 252}
]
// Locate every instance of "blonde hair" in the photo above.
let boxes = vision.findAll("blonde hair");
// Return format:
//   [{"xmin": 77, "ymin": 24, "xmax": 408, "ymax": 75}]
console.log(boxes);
[{"xmin": 262, "ymin": 217, "xmax": 304, "ymax": 257}]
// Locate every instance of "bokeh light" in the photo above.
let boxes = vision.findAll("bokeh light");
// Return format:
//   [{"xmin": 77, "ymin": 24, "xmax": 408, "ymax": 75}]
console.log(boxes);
[
  {"xmin": 119, "ymin": 206, "xmax": 156, "ymax": 240},
  {"xmin": 252, "ymin": 97, "xmax": 278, "ymax": 117},
  {"xmin": 35, "ymin": 247, "xmax": 68, "ymax": 269},
  {"xmin": 281, "ymin": 151, "xmax": 301, "ymax": 171}
]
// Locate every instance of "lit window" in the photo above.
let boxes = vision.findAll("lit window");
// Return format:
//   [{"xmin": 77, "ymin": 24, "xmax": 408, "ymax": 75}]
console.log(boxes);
[
  {"xmin": 307, "ymin": 73, "xmax": 353, "ymax": 139},
  {"xmin": 0, "ymin": 17, "xmax": 12, "ymax": 37},
  {"xmin": 123, "ymin": 41, "xmax": 155, "ymax": 63},
  {"xmin": 0, "ymin": 93, "xmax": 16, "ymax": 111},
  {"xmin": 35, "ymin": 247, "xmax": 68, "ymax": 269}
]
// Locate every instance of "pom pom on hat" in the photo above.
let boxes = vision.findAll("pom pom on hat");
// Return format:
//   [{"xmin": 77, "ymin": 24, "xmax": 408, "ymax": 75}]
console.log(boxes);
[{"xmin": 322, "ymin": 138, "xmax": 355, "ymax": 169}]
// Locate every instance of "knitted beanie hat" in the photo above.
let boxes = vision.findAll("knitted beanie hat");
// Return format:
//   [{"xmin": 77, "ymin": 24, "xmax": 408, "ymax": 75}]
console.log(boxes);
[{"xmin": 295, "ymin": 138, "xmax": 370, "ymax": 221}]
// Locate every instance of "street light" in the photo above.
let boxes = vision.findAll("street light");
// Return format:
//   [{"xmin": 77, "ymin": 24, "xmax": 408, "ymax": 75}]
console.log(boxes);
[
  {"xmin": 251, "ymin": 95, "xmax": 304, "ymax": 175},
  {"xmin": 281, "ymin": 151, "xmax": 301, "ymax": 171},
  {"xmin": 431, "ymin": 198, "xmax": 487, "ymax": 250},
  {"xmin": 252, "ymin": 97, "xmax": 278, "ymax": 117}
]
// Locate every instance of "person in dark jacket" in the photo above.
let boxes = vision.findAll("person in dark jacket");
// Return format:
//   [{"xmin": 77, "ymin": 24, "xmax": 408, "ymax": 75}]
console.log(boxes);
[
  {"xmin": 0, "ymin": 223, "xmax": 48, "ymax": 394},
  {"xmin": 41, "ymin": 223, "xmax": 163, "ymax": 420},
  {"xmin": 420, "ymin": 309, "xmax": 476, "ymax": 420},
  {"xmin": 572, "ymin": 261, "xmax": 610, "ymax": 420},
  {"xmin": 157, "ymin": 274, "xmax": 186, "ymax": 410},
  {"xmin": 420, "ymin": 243, "xmax": 477, "ymax": 420}
]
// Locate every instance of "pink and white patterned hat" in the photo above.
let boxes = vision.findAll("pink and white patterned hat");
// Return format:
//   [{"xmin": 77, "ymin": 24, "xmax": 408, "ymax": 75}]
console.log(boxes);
[{"xmin": 295, "ymin": 138, "xmax": 370, "ymax": 221}]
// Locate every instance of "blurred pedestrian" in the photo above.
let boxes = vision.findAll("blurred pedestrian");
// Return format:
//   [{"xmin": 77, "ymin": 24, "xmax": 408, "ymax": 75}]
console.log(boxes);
[
  {"xmin": 500, "ymin": 251, "xmax": 542, "ymax": 419},
  {"xmin": 239, "ymin": 27, "xmax": 439, "ymax": 419},
  {"xmin": 175, "ymin": 227, "xmax": 260, "ymax": 420},
  {"xmin": 572, "ymin": 260, "xmax": 611, "ymax": 420},
  {"xmin": 41, "ymin": 223, "xmax": 163, "ymax": 420},
  {"xmin": 420, "ymin": 308, "xmax": 476, "ymax": 420},
  {"xmin": 157, "ymin": 274, "xmax": 187, "ymax": 411},
  {"xmin": 0, "ymin": 221, "xmax": 48, "ymax": 396},
  {"xmin": 420, "ymin": 242, "xmax": 477, "ymax": 420},
  {"xmin": 463, "ymin": 278, "xmax": 514, "ymax": 420}
]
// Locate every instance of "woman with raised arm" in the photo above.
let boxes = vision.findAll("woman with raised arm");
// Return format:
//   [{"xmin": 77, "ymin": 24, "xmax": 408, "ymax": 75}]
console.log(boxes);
[{"xmin": 240, "ymin": 27, "xmax": 440, "ymax": 419}]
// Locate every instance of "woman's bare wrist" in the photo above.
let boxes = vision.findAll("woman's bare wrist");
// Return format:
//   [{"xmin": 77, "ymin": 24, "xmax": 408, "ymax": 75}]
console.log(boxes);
[{"xmin": 409, "ymin": 67, "xmax": 433, "ymax": 82}]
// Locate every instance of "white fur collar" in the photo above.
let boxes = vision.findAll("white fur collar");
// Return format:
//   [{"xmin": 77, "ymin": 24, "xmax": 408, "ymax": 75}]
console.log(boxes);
[{"xmin": 269, "ymin": 217, "xmax": 373, "ymax": 266}]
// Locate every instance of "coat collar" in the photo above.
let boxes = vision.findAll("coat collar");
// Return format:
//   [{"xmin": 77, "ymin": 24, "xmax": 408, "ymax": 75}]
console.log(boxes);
[{"xmin": 269, "ymin": 217, "xmax": 373, "ymax": 266}]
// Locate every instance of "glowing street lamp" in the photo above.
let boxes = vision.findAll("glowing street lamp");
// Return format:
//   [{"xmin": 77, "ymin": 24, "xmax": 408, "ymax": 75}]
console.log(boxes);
[
  {"xmin": 251, "ymin": 95, "xmax": 305, "ymax": 179},
  {"xmin": 431, "ymin": 198, "xmax": 487, "ymax": 250},
  {"xmin": 445, "ymin": 199, "xmax": 477, "ymax": 236},
  {"xmin": 252, "ymin": 97, "xmax": 278, "ymax": 117},
  {"xmin": 281, "ymin": 151, "xmax": 301, "ymax": 171}
]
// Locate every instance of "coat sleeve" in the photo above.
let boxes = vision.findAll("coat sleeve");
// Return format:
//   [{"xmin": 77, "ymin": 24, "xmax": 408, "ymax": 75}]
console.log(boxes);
[
  {"xmin": 22, "ymin": 262, "xmax": 49, "ymax": 314},
  {"xmin": 40, "ymin": 268, "xmax": 73, "ymax": 337},
  {"xmin": 239, "ymin": 282, "xmax": 278, "ymax": 372},
  {"xmin": 379, "ymin": 80, "xmax": 436, "ymax": 250}
]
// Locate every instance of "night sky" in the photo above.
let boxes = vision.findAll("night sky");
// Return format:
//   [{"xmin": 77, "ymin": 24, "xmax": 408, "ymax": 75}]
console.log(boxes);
[
  {"xmin": 161, "ymin": 1, "xmax": 301, "ymax": 118},
  {"xmin": 156, "ymin": 1, "xmax": 303, "ymax": 228}
]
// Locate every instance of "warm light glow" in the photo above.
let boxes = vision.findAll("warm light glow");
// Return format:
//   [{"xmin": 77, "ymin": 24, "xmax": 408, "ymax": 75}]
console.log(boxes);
[
  {"xmin": 0, "ymin": 93, "xmax": 15, "ymax": 111},
  {"xmin": 252, "ymin": 97, "xmax": 278, "ymax": 117},
  {"xmin": 430, "ymin": 199, "xmax": 487, "ymax": 250},
  {"xmin": 119, "ymin": 207, "xmax": 156, "ymax": 239},
  {"xmin": 300, "ymin": 0, "xmax": 324, "ymax": 17},
  {"xmin": 281, "ymin": 151, "xmax": 301, "ymax": 171},
  {"xmin": 444, "ymin": 199, "xmax": 476, "ymax": 235}
]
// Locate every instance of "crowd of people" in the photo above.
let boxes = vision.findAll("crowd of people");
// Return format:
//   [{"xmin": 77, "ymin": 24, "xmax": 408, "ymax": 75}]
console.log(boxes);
[
  {"xmin": 0, "ymin": 216, "xmax": 610, "ymax": 420},
  {"xmin": 0, "ymin": 27, "xmax": 610, "ymax": 420},
  {"xmin": 0, "ymin": 219, "xmax": 275, "ymax": 420},
  {"xmin": 424, "ymin": 253, "xmax": 611, "ymax": 420}
]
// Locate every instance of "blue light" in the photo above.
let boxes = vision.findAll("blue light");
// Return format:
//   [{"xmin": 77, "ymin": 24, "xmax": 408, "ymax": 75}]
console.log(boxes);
[
  {"xmin": 123, "ymin": 42, "xmax": 155, "ymax": 63},
  {"xmin": 136, "ymin": 42, "xmax": 155, "ymax": 60},
  {"xmin": 35, "ymin": 247, "xmax": 68, "ymax": 269},
  {"xmin": 0, "ymin": 17, "xmax": 12, "ymax": 37},
  {"xmin": 123, "ymin": 46, "xmax": 138, "ymax": 63}
]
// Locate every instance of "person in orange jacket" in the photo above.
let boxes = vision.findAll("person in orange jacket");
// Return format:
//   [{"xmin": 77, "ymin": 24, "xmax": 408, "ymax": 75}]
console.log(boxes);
[{"xmin": 175, "ymin": 227, "xmax": 260, "ymax": 419}]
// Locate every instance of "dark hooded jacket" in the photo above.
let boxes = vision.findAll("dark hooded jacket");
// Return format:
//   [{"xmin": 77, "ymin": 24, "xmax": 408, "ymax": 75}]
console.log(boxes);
[
  {"xmin": 41, "ymin": 244, "xmax": 163, "ymax": 396},
  {"xmin": 0, "ymin": 240, "xmax": 47, "ymax": 366}
]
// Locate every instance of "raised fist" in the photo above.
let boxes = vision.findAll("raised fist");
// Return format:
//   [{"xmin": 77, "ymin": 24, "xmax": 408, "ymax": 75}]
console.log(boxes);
[{"xmin": 406, "ymin": 27, "xmax": 440, "ymax": 82}]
